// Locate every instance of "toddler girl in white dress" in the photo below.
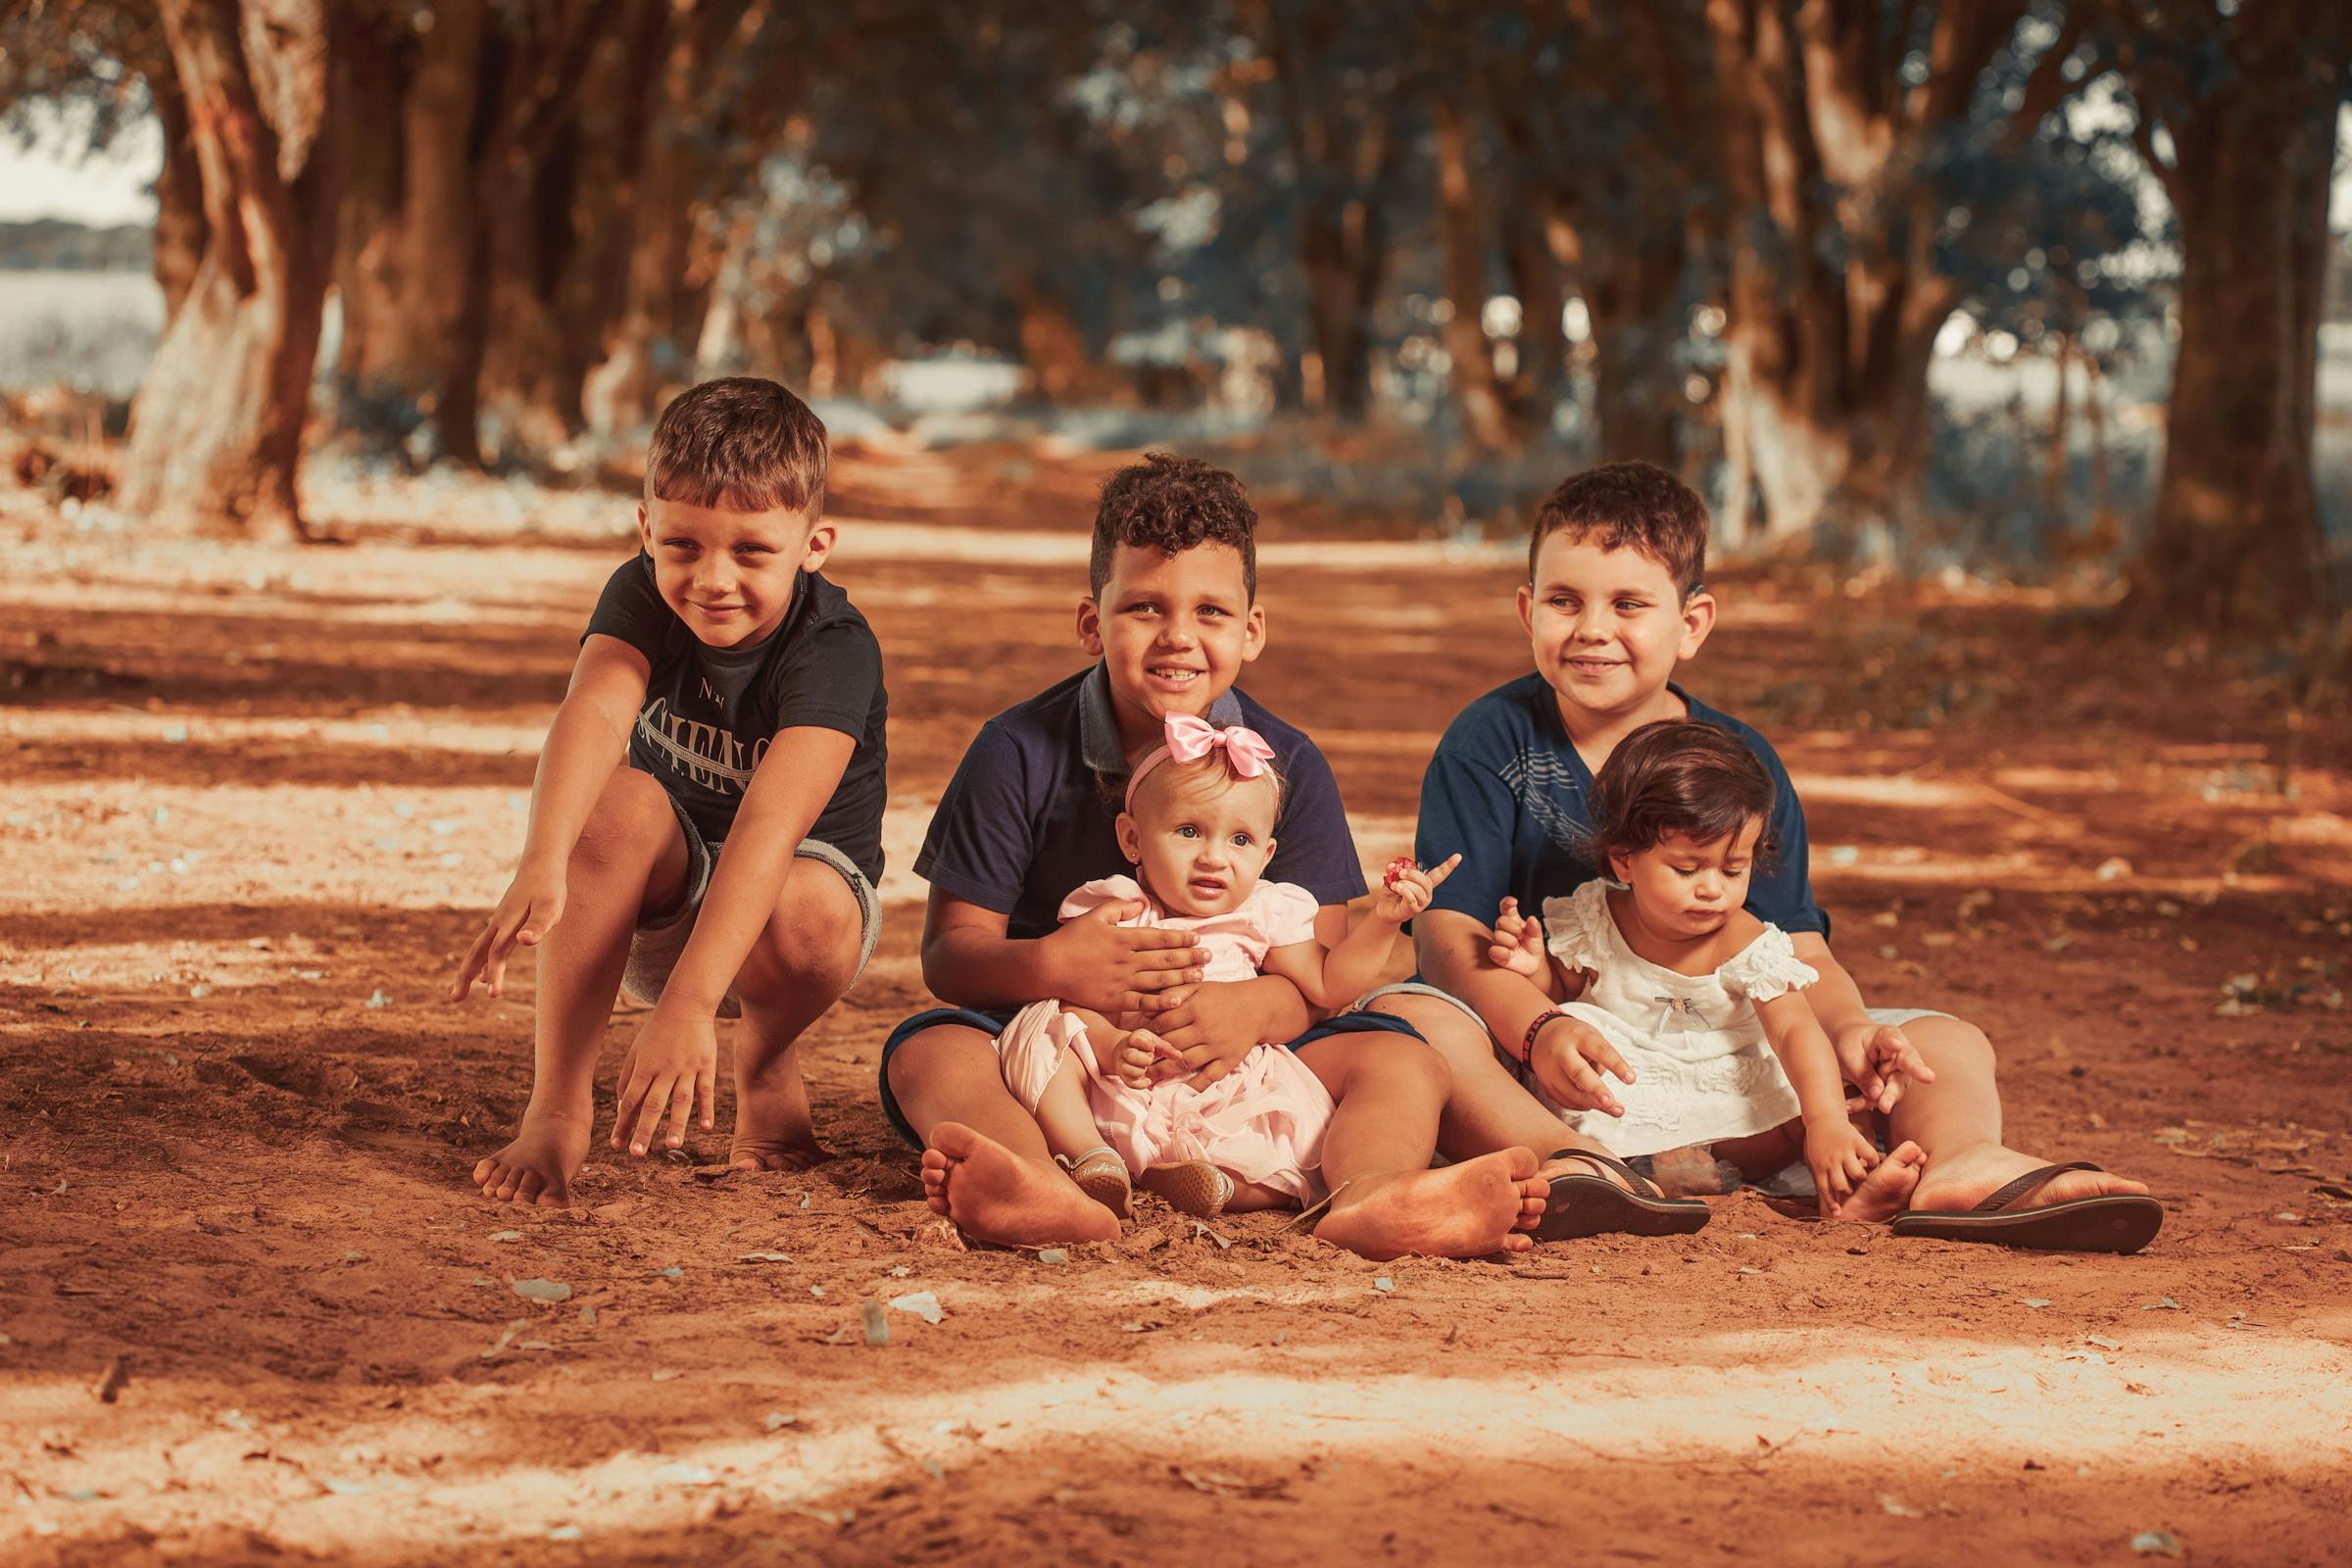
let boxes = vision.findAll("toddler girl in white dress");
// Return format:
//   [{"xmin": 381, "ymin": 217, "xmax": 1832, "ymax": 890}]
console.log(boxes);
[{"xmin": 1488, "ymin": 719, "xmax": 1930, "ymax": 1217}]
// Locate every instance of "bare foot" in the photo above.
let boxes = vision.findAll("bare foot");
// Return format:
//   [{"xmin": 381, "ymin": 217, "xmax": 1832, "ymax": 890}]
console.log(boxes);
[
  {"xmin": 1311, "ymin": 1148, "xmax": 1544, "ymax": 1261},
  {"xmin": 731, "ymin": 1059, "xmax": 828, "ymax": 1172},
  {"xmin": 1837, "ymin": 1139, "xmax": 1926, "ymax": 1222},
  {"xmin": 1909, "ymin": 1142, "xmax": 2151, "ymax": 1215},
  {"xmin": 920, "ymin": 1122, "xmax": 1121, "ymax": 1246},
  {"xmin": 472, "ymin": 1108, "xmax": 590, "ymax": 1207}
]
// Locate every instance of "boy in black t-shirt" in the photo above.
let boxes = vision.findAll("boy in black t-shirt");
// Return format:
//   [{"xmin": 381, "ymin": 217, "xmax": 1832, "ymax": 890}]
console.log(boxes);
[{"xmin": 450, "ymin": 378, "xmax": 888, "ymax": 1207}]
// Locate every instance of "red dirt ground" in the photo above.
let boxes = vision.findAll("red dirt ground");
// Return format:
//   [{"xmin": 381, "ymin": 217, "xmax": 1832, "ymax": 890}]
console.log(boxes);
[{"xmin": 3, "ymin": 439, "xmax": 2349, "ymax": 1566}]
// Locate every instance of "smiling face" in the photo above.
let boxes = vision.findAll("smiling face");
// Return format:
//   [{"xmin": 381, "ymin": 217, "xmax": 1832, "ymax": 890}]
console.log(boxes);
[
  {"xmin": 1517, "ymin": 532, "xmax": 1714, "ymax": 727},
  {"xmin": 1078, "ymin": 541, "xmax": 1265, "ymax": 759},
  {"xmin": 1116, "ymin": 760, "xmax": 1280, "ymax": 918},
  {"xmin": 1610, "ymin": 817, "xmax": 1763, "ymax": 943},
  {"xmin": 637, "ymin": 496, "xmax": 833, "ymax": 649}
]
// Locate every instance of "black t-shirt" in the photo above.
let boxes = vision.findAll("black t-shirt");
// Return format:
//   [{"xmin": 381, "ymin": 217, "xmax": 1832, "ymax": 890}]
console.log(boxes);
[{"xmin": 584, "ymin": 554, "xmax": 888, "ymax": 881}]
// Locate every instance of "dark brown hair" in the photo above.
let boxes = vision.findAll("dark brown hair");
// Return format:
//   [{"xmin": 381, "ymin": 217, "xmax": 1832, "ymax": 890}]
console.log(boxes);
[
  {"xmin": 1089, "ymin": 452, "xmax": 1258, "ymax": 602},
  {"xmin": 1585, "ymin": 719, "xmax": 1776, "ymax": 869},
  {"xmin": 645, "ymin": 377, "xmax": 828, "ymax": 515},
  {"xmin": 1529, "ymin": 461, "xmax": 1707, "ymax": 598}
]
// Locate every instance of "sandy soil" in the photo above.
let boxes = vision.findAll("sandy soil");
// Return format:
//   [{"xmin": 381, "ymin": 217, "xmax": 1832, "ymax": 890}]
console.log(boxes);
[{"xmin": 3, "ymin": 441, "xmax": 2349, "ymax": 1566}]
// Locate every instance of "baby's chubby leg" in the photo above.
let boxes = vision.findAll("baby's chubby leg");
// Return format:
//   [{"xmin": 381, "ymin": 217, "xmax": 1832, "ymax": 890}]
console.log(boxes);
[
  {"xmin": 470, "ymin": 767, "xmax": 689, "ymax": 1207},
  {"xmin": 726, "ymin": 856, "xmax": 868, "ymax": 1172}
]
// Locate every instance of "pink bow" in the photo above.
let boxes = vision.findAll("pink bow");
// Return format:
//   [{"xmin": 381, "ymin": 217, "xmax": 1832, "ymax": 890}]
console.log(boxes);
[{"xmin": 1125, "ymin": 713, "xmax": 1277, "ymax": 810}]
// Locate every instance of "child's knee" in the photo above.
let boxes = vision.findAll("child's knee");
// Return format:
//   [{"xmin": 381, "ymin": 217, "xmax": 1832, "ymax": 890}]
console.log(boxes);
[
  {"xmin": 736, "ymin": 864, "xmax": 863, "ymax": 1003},
  {"xmin": 1910, "ymin": 1015, "xmax": 1994, "ymax": 1072},
  {"xmin": 574, "ymin": 769, "xmax": 679, "ymax": 870},
  {"xmin": 1329, "ymin": 1029, "xmax": 1450, "ymax": 1102}
]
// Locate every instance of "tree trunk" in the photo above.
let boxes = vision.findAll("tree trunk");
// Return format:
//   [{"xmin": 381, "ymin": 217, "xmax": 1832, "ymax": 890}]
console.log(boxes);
[
  {"xmin": 146, "ymin": 71, "xmax": 207, "ymax": 319},
  {"xmin": 1433, "ymin": 99, "xmax": 1512, "ymax": 450},
  {"xmin": 327, "ymin": 3, "xmax": 406, "ymax": 421},
  {"xmin": 1298, "ymin": 189, "xmax": 1384, "ymax": 420},
  {"xmin": 2043, "ymin": 333, "xmax": 2072, "ymax": 525},
  {"xmin": 1497, "ymin": 199, "xmax": 1566, "ymax": 419},
  {"xmin": 2128, "ymin": 8, "xmax": 2344, "ymax": 628},
  {"xmin": 120, "ymin": 0, "xmax": 337, "ymax": 540}
]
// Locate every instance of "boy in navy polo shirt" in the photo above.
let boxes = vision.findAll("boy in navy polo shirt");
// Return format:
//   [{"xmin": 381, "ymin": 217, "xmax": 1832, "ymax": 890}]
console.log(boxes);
[
  {"xmin": 1379, "ymin": 462, "xmax": 2160, "ymax": 1252},
  {"xmin": 449, "ymin": 378, "xmax": 888, "ymax": 1207},
  {"xmin": 884, "ymin": 453, "xmax": 1546, "ymax": 1258}
]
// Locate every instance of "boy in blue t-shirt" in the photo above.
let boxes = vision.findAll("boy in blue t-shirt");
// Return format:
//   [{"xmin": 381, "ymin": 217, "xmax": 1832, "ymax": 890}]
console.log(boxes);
[
  {"xmin": 1381, "ymin": 462, "xmax": 2160, "ymax": 1252},
  {"xmin": 449, "ymin": 378, "xmax": 887, "ymax": 1207},
  {"xmin": 883, "ymin": 454, "xmax": 1547, "ymax": 1258}
]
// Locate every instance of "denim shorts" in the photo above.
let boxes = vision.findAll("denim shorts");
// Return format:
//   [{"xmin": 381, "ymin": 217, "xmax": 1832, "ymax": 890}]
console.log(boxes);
[{"xmin": 619, "ymin": 793, "xmax": 881, "ymax": 1020}]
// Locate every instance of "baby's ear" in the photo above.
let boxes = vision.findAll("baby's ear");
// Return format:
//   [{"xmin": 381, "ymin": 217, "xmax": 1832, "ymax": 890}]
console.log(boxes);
[{"xmin": 1115, "ymin": 811, "xmax": 1142, "ymax": 863}]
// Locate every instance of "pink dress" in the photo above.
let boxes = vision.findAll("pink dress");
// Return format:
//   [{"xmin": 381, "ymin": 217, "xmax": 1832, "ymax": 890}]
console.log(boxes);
[{"xmin": 994, "ymin": 874, "xmax": 1336, "ymax": 1202}]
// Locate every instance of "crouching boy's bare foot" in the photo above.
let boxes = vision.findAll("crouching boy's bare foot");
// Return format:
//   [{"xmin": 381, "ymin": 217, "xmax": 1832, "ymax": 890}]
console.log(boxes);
[
  {"xmin": 920, "ymin": 1122, "xmax": 1121, "ymax": 1246},
  {"xmin": 730, "ymin": 1057, "xmax": 830, "ymax": 1172},
  {"xmin": 473, "ymin": 1107, "xmax": 591, "ymax": 1207},
  {"xmin": 1310, "ymin": 1148, "xmax": 1544, "ymax": 1261}
]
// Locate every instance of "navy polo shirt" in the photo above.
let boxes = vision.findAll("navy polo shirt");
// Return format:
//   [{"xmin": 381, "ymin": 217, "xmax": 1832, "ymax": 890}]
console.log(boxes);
[
  {"xmin": 914, "ymin": 664, "xmax": 1371, "ymax": 940},
  {"xmin": 1414, "ymin": 673, "xmax": 1828, "ymax": 939}
]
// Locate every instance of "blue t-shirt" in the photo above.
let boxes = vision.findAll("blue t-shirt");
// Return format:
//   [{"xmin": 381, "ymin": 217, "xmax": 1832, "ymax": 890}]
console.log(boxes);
[
  {"xmin": 1415, "ymin": 673, "xmax": 1827, "ymax": 939},
  {"xmin": 915, "ymin": 664, "xmax": 1370, "ymax": 941}
]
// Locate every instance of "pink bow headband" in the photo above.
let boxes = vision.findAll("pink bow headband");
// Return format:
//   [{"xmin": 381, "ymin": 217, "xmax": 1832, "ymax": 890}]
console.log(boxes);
[{"xmin": 1124, "ymin": 713, "xmax": 1277, "ymax": 812}]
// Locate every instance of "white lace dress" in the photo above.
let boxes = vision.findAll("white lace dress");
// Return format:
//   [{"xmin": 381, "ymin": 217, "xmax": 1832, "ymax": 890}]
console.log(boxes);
[{"xmin": 1533, "ymin": 880, "xmax": 1821, "ymax": 1157}]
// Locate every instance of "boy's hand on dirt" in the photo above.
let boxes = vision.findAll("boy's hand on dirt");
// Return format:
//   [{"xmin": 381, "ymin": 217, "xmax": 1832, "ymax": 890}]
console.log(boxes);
[
  {"xmin": 1530, "ymin": 1014, "xmax": 1635, "ymax": 1117},
  {"xmin": 1486, "ymin": 896, "xmax": 1549, "ymax": 981},
  {"xmin": 611, "ymin": 1008, "xmax": 718, "ymax": 1158},
  {"xmin": 1047, "ymin": 901, "xmax": 1207, "ymax": 1014},
  {"xmin": 1834, "ymin": 1022, "xmax": 1936, "ymax": 1113},
  {"xmin": 1805, "ymin": 1118, "xmax": 1879, "ymax": 1218},
  {"xmin": 1371, "ymin": 853, "xmax": 1459, "ymax": 923},
  {"xmin": 448, "ymin": 862, "xmax": 566, "ymax": 1002},
  {"xmin": 1142, "ymin": 984, "xmax": 1257, "ymax": 1087}
]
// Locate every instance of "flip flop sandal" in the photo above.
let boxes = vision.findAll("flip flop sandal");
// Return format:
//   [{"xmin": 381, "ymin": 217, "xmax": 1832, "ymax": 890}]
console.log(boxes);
[
  {"xmin": 1889, "ymin": 1161, "xmax": 2162, "ymax": 1254},
  {"xmin": 1059, "ymin": 1147, "xmax": 1133, "ymax": 1220},
  {"xmin": 1535, "ymin": 1149, "xmax": 1713, "ymax": 1241}
]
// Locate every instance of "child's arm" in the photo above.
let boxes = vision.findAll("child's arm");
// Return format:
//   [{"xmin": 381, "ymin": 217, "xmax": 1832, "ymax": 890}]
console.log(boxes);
[
  {"xmin": 448, "ymin": 634, "xmax": 649, "ymax": 1002},
  {"xmin": 1751, "ymin": 988, "xmax": 1879, "ymax": 1218},
  {"xmin": 1415, "ymin": 906, "xmax": 1633, "ymax": 1117},
  {"xmin": 1786, "ymin": 933, "xmax": 1936, "ymax": 1113},
  {"xmin": 611, "ymin": 725, "xmax": 854, "ymax": 1156},
  {"xmin": 1261, "ymin": 856, "xmax": 1459, "ymax": 1012}
]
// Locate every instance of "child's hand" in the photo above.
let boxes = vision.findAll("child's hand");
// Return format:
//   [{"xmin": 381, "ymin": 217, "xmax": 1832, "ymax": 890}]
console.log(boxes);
[
  {"xmin": 1109, "ymin": 1028, "xmax": 1163, "ymax": 1090},
  {"xmin": 1141, "ymin": 984, "xmax": 1257, "ymax": 1088},
  {"xmin": 1528, "ymin": 1013, "xmax": 1636, "ymax": 1118},
  {"xmin": 447, "ymin": 858, "xmax": 567, "ymax": 1002},
  {"xmin": 1486, "ymin": 896, "xmax": 1549, "ymax": 982},
  {"xmin": 1805, "ymin": 1117, "xmax": 1881, "ymax": 1218},
  {"xmin": 1833, "ymin": 1022, "xmax": 1937, "ymax": 1114},
  {"xmin": 611, "ymin": 1006, "xmax": 718, "ymax": 1157},
  {"xmin": 1044, "ymin": 902, "xmax": 1209, "ymax": 1016},
  {"xmin": 1371, "ymin": 854, "xmax": 1460, "ymax": 923}
]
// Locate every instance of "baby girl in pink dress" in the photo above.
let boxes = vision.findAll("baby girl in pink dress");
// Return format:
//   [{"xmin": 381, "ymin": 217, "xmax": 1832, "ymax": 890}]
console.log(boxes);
[{"xmin": 994, "ymin": 714, "xmax": 1455, "ymax": 1219}]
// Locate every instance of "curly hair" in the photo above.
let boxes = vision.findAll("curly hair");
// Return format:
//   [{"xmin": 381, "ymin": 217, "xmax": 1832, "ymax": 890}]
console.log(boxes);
[
  {"xmin": 1584, "ymin": 719, "xmax": 1778, "ymax": 871},
  {"xmin": 1089, "ymin": 452, "xmax": 1258, "ymax": 602},
  {"xmin": 645, "ymin": 377, "xmax": 828, "ymax": 515},
  {"xmin": 1530, "ymin": 461, "xmax": 1707, "ymax": 598}
]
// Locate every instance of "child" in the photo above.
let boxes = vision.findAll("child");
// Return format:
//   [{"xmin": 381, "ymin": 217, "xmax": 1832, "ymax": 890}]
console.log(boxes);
[
  {"xmin": 1388, "ymin": 460, "xmax": 2162, "ymax": 1252},
  {"xmin": 880, "ymin": 452, "xmax": 1547, "ymax": 1258},
  {"xmin": 448, "ymin": 377, "xmax": 888, "ymax": 1207},
  {"xmin": 999, "ymin": 713, "xmax": 1457, "ymax": 1218},
  {"xmin": 1484, "ymin": 719, "xmax": 1923, "ymax": 1217}
]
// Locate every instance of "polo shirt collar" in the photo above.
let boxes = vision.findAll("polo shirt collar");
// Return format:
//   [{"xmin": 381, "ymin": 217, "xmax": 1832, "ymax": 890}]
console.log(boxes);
[{"xmin": 1078, "ymin": 662, "xmax": 1245, "ymax": 774}]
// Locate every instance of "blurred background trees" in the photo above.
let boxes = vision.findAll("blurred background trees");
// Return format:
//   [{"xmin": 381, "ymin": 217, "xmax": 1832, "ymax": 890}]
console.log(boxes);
[{"xmin": 2, "ymin": 0, "xmax": 2347, "ymax": 629}]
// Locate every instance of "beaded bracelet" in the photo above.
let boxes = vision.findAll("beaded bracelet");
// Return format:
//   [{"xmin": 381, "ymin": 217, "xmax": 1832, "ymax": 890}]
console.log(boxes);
[{"xmin": 1519, "ymin": 1007, "xmax": 1569, "ymax": 1064}]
